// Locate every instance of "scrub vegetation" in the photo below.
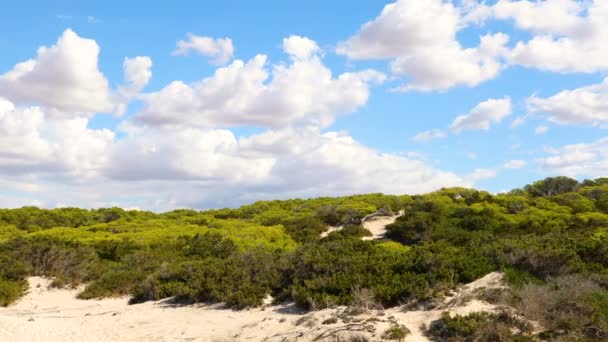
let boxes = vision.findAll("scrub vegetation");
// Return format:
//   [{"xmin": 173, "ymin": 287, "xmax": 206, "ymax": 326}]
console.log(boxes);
[{"xmin": 1, "ymin": 177, "xmax": 607, "ymax": 340}]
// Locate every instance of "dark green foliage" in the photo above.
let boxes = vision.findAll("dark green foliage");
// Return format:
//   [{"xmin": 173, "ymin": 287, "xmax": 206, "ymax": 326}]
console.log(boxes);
[
  {"xmin": 283, "ymin": 216, "xmax": 327, "ymax": 243},
  {"xmin": 287, "ymin": 238, "xmax": 492, "ymax": 309},
  {"xmin": 524, "ymin": 176, "xmax": 580, "ymax": 197},
  {"xmin": 6, "ymin": 236, "xmax": 98, "ymax": 284},
  {"xmin": 0, "ymin": 252, "xmax": 28, "ymax": 306},
  {"xmin": 180, "ymin": 232, "xmax": 237, "ymax": 258},
  {"xmin": 426, "ymin": 312, "xmax": 532, "ymax": 341},
  {"xmin": 130, "ymin": 251, "xmax": 283, "ymax": 308},
  {"xmin": 326, "ymin": 224, "xmax": 372, "ymax": 239},
  {"xmin": 0, "ymin": 279, "xmax": 25, "ymax": 307}
]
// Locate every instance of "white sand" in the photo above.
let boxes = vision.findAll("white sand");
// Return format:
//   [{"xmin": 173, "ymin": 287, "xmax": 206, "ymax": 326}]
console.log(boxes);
[
  {"xmin": 362, "ymin": 210, "xmax": 404, "ymax": 240},
  {"xmin": 0, "ymin": 273, "xmax": 505, "ymax": 341},
  {"xmin": 320, "ymin": 210, "xmax": 403, "ymax": 240}
]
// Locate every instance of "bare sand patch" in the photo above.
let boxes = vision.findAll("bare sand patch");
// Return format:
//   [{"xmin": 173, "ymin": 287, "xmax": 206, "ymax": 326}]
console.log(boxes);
[{"xmin": 0, "ymin": 273, "xmax": 506, "ymax": 341}]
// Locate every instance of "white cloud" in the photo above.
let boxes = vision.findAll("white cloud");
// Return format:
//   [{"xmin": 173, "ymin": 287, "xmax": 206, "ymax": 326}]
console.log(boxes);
[
  {"xmin": 0, "ymin": 29, "xmax": 113, "ymax": 114},
  {"xmin": 527, "ymin": 77, "xmax": 608, "ymax": 125},
  {"xmin": 471, "ymin": 0, "xmax": 608, "ymax": 73},
  {"xmin": 0, "ymin": 31, "xmax": 476, "ymax": 211},
  {"xmin": 336, "ymin": 0, "xmax": 508, "ymax": 91},
  {"xmin": 450, "ymin": 97, "xmax": 512, "ymax": 132},
  {"xmin": 538, "ymin": 137, "xmax": 608, "ymax": 177},
  {"xmin": 504, "ymin": 159, "xmax": 526, "ymax": 169},
  {"xmin": 173, "ymin": 34, "xmax": 234, "ymax": 65},
  {"xmin": 283, "ymin": 35, "xmax": 320, "ymax": 60},
  {"xmin": 535, "ymin": 125, "xmax": 549, "ymax": 135},
  {"xmin": 116, "ymin": 56, "xmax": 153, "ymax": 113},
  {"xmin": 473, "ymin": 0, "xmax": 587, "ymax": 36},
  {"xmin": 103, "ymin": 124, "xmax": 468, "ymax": 207},
  {"xmin": 467, "ymin": 168, "xmax": 498, "ymax": 181},
  {"xmin": 411, "ymin": 129, "xmax": 446, "ymax": 143},
  {"xmin": 135, "ymin": 39, "xmax": 385, "ymax": 129},
  {"xmin": 0, "ymin": 97, "xmax": 114, "ymax": 178},
  {"xmin": 123, "ymin": 56, "xmax": 152, "ymax": 91}
]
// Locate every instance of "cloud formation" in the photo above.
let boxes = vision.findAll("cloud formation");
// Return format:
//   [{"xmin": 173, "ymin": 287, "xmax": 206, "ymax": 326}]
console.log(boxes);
[
  {"xmin": 0, "ymin": 29, "xmax": 468, "ymax": 210},
  {"xmin": 539, "ymin": 137, "xmax": 608, "ymax": 177},
  {"xmin": 450, "ymin": 97, "xmax": 512, "ymax": 133},
  {"xmin": 135, "ymin": 37, "xmax": 385, "ymax": 129},
  {"xmin": 337, "ymin": 0, "xmax": 509, "ymax": 91},
  {"xmin": 527, "ymin": 77, "xmax": 608, "ymax": 125},
  {"xmin": 0, "ymin": 29, "xmax": 113, "ymax": 114},
  {"xmin": 173, "ymin": 34, "xmax": 235, "ymax": 65},
  {"xmin": 470, "ymin": 0, "xmax": 608, "ymax": 73}
]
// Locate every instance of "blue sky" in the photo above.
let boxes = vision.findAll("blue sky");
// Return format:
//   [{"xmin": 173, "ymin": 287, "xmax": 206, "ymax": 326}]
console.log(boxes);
[{"xmin": 0, "ymin": 0, "xmax": 606, "ymax": 210}]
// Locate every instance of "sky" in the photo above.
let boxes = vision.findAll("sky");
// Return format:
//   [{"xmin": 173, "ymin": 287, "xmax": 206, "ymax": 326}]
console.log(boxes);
[{"xmin": 0, "ymin": 0, "xmax": 607, "ymax": 211}]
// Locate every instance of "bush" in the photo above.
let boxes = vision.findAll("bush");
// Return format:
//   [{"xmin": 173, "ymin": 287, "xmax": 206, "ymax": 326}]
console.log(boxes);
[
  {"xmin": 382, "ymin": 324, "xmax": 409, "ymax": 340},
  {"xmin": 130, "ymin": 250, "xmax": 283, "ymax": 308},
  {"xmin": 425, "ymin": 312, "xmax": 531, "ymax": 341},
  {"xmin": 0, "ymin": 279, "xmax": 25, "ymax": 307},
  {"xmin": 509, "ymin": 275, "xmax": 608, "ymax": 340},
  {"xmin": 6, "ymin": 236, "xmax": 99, "ymax": 285}
]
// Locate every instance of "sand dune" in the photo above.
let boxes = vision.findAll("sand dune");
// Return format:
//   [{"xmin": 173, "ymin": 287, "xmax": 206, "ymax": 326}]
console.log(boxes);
[
  {"xmin": 0, "ymin": 273, "xmax": 505, "ymax": 341},
  {"xmin": 320, "ymin": 210, "xmax": 403, "ymax": 240},
  {"xmin": 361, "ymin": 210, "xmax": 403, "ymax": 240}
]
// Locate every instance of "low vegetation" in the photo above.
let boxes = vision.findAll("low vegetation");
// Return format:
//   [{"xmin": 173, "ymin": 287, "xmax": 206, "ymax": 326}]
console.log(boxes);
[{"xmin": 0, "ymin": 177, "xmax": 606, "ymax": 339}]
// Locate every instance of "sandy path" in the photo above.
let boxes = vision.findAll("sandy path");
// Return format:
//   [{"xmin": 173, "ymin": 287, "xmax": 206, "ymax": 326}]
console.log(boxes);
[
  {"xmin": 0, "ymin": 273, "xmax": 505, "ymax": 341},
  {"xmin": 362, "ymin": 210, "xmax": 404, "ymax": 240},
  {"xmin": 320, "ymin": 210, "xmax": 403, "ymax": 240}
]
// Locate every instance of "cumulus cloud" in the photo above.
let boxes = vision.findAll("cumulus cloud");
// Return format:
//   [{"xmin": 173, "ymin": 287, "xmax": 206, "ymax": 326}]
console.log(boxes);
[
  {"xmin": 504, "ymin": 159, "xmax": 526, "ymax": 169},
  {"xmin": 336, "ymin": 0, "xmax": 509, "ymax": 91},
  {"xmin": 411, "ymin": 129, "xmax": 446, "ymax": 143},
  {"xmin": 173, "ymin": 34, "xmax": 234, "ymax": 65},
  {"xmin": 470, "ymin": 0, "xmax": 608, "ymax": 73},
  {"xmin": 123, "ymin": 56, "xmax": 153, "ymax": 92},
  {"xmin": 538, "ymin": 137, "xmax": 608, "ymax": 177},
  {"xmin": 283, "ymin": 35, "xmax": 320, "ymax": 60},
  {"xmin": 450, "ymin": 97, "xmax": 512, "ymax": 132},
  {"xmin": 0, "ymin": 31, "xmax": 470, "ymax": 211},
  {"xmin": 0, "ymin": 95, "xmax": 469, "ymax": 211},
  {"xmin": 104, "ymin": 125, "xmax": 468, "ymax": 205},
  {"xmin": 135, "ymin": 38, "xmax": 385, "ymax": 129},
  {"xmin": 0, "ymin": 97, "xmax": 114, "ymax": 178},
  {"xmin": 527, "ymin": 77, "xmax": 608, "ymax": 125},
  {"xmin": 0, "ymin": 29, "xmax": 113, "ymax": 114}
]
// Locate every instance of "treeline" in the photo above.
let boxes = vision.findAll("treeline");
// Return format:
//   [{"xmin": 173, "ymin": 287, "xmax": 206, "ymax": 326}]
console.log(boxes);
[{"xmin": 0, "ymin": 177, "xmax": 607, "ymax": 340}]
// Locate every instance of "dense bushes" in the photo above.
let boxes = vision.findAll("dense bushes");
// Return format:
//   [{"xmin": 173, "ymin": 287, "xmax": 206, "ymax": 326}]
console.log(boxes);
[
  {"xmin": 288, "ymin": 238, "xmax": 493, "ymax": 309},
  {"xmin": 425, "ymin": 312, "xmax": 533, "ymax": 341},
  {"xmin": 0, "ymin": 253, "xmax": 28, "ymax": 306},
  {"xmin": 0, "ymin": 177, "xmax": 607, "ymax": 337},
  {"xmin": 507, "ymin": 275, "xmax": 608, "ymax": 340}
]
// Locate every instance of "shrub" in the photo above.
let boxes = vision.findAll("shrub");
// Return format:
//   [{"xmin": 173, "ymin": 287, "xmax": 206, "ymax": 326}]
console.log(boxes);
[
  {"xmin": 0, "ymin": 279, "xmax": 25, "ymax": 307},
  {"xmin": 382, "ymin": 324, "xmax": 409, "ymax": 340},
  {"xmin": 425, "ymin": 312, "xmax": 531, "ymax": 341},
  {"xmin": 510, "ymin": 275, "xmax": 608, "ymax": 340}
]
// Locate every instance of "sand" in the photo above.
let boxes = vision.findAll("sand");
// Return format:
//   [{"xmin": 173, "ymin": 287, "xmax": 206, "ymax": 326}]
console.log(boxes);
[
  {"xmin": 361, "ymin": 211, "xmax": 403, "ymax": 241},
  {"xmin": 0, "ymin": 273, "xmax": 505, "ymax": 341},
  {"xmin": 320, "ymin": 210, "xmax": 404, "ymax": 240}
]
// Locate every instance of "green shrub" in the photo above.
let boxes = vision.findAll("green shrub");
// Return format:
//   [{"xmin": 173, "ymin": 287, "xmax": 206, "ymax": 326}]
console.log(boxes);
[
  {"xmin": 426, "ymin": 312, "xmax": 531, "ymax": 341},
  {"xmin": 0, "ymin": 279, "xmax": 25, "ymax": 307},
  {"xmin": 382, "ymin": 324, "xmax": 409, "ymax": 340}
]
